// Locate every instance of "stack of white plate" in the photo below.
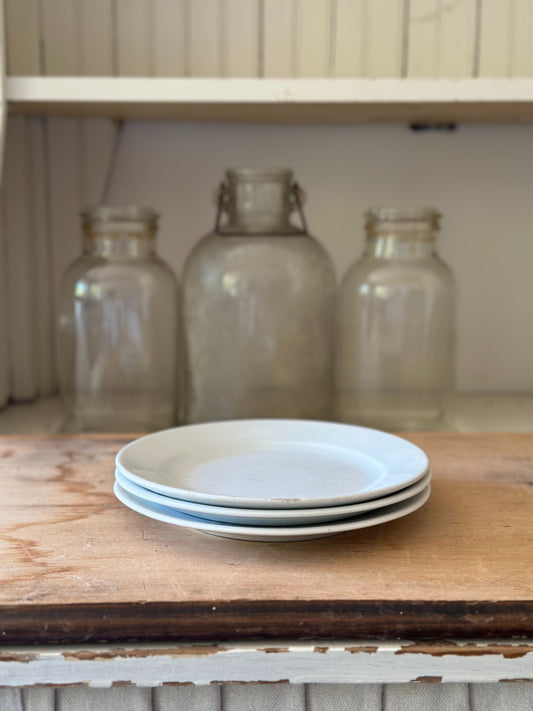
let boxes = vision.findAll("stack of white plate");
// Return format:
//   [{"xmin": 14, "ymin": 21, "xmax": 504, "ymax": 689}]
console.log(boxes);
[{"xmin": 114, "ymin": 420, "xmax": 431, "ymax": 542}]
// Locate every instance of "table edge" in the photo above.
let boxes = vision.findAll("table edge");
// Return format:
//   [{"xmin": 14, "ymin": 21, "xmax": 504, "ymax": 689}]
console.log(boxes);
[{"xmin": 1, "ymin": 599, "xmax": 532, "ymax": 645}]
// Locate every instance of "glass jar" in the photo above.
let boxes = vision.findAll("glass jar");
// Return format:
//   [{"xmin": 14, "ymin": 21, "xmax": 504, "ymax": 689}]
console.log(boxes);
[
  {"xmin": 335, "ymin": 207, "xmax": 456, "ymax": 431},
  {"xmin": 182, "ymin": 168, "xmax": 336, "ymax": 423},
  {"xmin": 58, "ymin": 206, "xmax": 179, "ymax": 432}
]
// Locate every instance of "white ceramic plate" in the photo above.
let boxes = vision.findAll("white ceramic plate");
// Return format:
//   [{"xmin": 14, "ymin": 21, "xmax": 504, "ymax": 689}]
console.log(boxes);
[
  {"xmin": 114, "ymin": 480, "xmax": 431, "ymax": 542},
  {"xmin": 115, "ymin": 467, "xmax": 432, "ymax": 526},
  {"xmin": 115, "ymin": 420, "xmax": 429, "ymax": 509}
]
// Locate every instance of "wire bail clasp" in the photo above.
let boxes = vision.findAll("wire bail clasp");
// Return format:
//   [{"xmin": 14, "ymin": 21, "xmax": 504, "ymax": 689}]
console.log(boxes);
[
  {"xmin": 214, "ymin": 179, "xmax": 309, "ymax": 235},
  {"xmin": 214, "ymin": 182, "xmax": 230, "ymax": 234},
  {"xmin": 290, "ymin": 182, "xmax": 308, "ymax": 235}
]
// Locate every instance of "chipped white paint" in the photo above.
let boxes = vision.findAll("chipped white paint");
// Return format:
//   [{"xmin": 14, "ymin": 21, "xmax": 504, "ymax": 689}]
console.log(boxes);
[{"xmin": 0, "ymin": 640, "xmax": 532, "ymax": 688}]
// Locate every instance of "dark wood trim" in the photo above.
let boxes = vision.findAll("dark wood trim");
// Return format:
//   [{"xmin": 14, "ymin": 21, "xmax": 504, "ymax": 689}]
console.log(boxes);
[{"xmin": 1, "ymin": 599, "xmax": 531, "ymax": 645}]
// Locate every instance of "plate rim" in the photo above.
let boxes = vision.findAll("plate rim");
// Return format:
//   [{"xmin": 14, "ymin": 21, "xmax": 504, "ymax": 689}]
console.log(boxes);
[
  {"xmin": 113, "ymin": 479, "xmax": 431, "ymax": 540},
  {"xmin": 115, "ymin": 419, "xmax": 430, "ymax": 509},
  {"xmin": 114, "ymin": 467, "xmax": 432, "ymax": 525}
]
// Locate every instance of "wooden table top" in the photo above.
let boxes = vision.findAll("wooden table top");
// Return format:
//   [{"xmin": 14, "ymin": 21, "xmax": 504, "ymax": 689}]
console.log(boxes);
[{"xmin": 1, "ymin": 432, "xmax": 532, "ymax": 644}]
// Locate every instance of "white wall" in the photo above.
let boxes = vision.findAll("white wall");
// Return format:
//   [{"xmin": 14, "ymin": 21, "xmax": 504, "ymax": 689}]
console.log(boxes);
[{"xmin": 104, "ymin": 119, "xmax": 533, "ymax": 393}]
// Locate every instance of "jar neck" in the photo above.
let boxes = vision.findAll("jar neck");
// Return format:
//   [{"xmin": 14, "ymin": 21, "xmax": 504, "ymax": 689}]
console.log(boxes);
[
  {"xmin": 219, "ymin": 168, "xmax": 303, "ymax": 235},
  {"xmin": 83, "ymin": 232, "xmax": 156, "ymax": 259},
  {"xmin": 81, "ymin": 206, "xmax": 158, "ymax": 259},
  {"xmin": 364, "ymin": 208, "xmax": 440, "ymax": 259},
  {"xmin": 365, "ymin": 232, "xmax": 437, "ymax": 259}
]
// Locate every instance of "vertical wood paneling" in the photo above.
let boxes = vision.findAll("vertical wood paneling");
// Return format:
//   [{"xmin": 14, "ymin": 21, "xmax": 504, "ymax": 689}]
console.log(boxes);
[
  {"xmin": 0, "ymin": 684, "xmax": 531, "ymax": 708},
  {"xmin": 82, "ymin": 119, "xmax": 118, "ymax": 205},
  {"xmin": 154, "ymin": 685, "xmax": 222, "ymax": 710},
  {"xmin": 46, "ymin": 118, "xmax": 84, "ymax": 360},
  {"xmin": 5, "ymin": 0, "xmax": 40, "ymax": 75},
  {"xmin": 221, "ymin": 0, "xmax": 259, "ymax": 77},
  {"xmin": 307, "ymin": 684, "xmax": 382, "ymax": 710},
  {"xmin": 511, "ymin": 0, "xmax": 533, "ymax": 77},
  {"xmin": 0, "ymin": 200, "xmax": 9, "ymax": 408},
  {"xmin": 189, "ymin": 0, "xmax": 221, "ymax": 77},
  {"xmin": 0, "ymin": 688, "xmax": 23, "ymax": 710},
  {"xmin": 407, "ymin": 0, "xmax": 440, "ymax": 77},
  {"xmin": 116, "ymin": 0, "xmax": 151, "ymax": 76},
  {"xmin": 0, "ymin": 0, "xmax": 6, "ymax": 408},
  {"xmin": 332, "ymin": 0, "xmax": 365, "ymax": 77},
  {"xmin": 222, "ymin": 684, "xmax": 304, "ymax": 711},
  {"xmin": 262, "ymin": 0, "xmax": 296, "ymax": 77},
  {"xmin": 4, "ymin": 0, "xmax": 533, "ymax": 80},
  {"xmin": 41, "ymin": 0, "xmax": 80, "ymax": 75},
  {"xmin": 478, "ymin": 0, "xmax": 513, "ymax": 77},
  {"xmin": 437, "ymin": 0, "xmax": 477, "ymax": 77},
  {"xmin": 2, "ymin": 5, "xmax": 49, "ymax": 404},
  {"xmin": 383, "ymin": 683, "xmax": 470, "ymax": 710},
  {"xmin": 0, "ymin": 0, "xmax": 5, "ymax": 174},
  {"xmin": 56, "ymin": 687, "xmax": 152, "ymax": 710},
  {"xmin": 294, "ymin": 0, "xmax": 331, "ymax": 77},
  {"xmin": 152, "ymin": 0, "xmax": 187, "ymax": 77},
  {"xmin": 365, "ymin": 0, "xmax": 404, "ymax": 77},
  {"xmin": 21, "ymin": 688, "xmax": 55, "ymax": 711},
  {"xmin": 79, "ymin": 0, "xmax": 114, "ymax": 76},
  {"xmin": 3, "ymin": 117, "xmax": 39, "ymax": 401},
  {"xmin": 470, "ymin": 682, "xmax": 533, "ymax": 710},
  {"xmin": 28, "ymin": 118, "xmax": 55, "ymax": 395}
]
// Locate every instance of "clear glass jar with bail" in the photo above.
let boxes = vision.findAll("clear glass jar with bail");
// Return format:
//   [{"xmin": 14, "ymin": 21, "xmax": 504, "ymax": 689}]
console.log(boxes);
[
  {"xmin": 182, "ymin": 168, "xmax": 336, "ymax": 424},
  {"xmin": 58, "ymin": 206, "xmax": 179, "ymax": 432},
  {"xmin": 335, "ymin": 207, "xmax": 456, "ymax": 431}
]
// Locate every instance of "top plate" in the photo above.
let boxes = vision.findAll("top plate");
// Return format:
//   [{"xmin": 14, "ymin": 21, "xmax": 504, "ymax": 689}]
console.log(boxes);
[{"xmin": 116, "ymin": 420, "xmax": 429, "ymax": 509}]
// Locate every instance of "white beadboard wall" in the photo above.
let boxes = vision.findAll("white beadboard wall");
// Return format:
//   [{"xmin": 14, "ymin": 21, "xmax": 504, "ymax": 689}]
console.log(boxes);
[
  {"xmin": 2, "ymin": 681, "xmax": 533, "ymax": 711},
  {"xmin": 5, "ymin": 0, "xmax": 533, "ymax": 80},
  {"xmin": 3, "ymin": 0, "xmax": 533, "ymax": 405}
]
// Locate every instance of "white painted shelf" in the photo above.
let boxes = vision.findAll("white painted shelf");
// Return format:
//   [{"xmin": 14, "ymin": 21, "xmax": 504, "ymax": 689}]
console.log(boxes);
[{"xmin": 7, "ymin": 77, "xmax": 533, "ymax": 123}]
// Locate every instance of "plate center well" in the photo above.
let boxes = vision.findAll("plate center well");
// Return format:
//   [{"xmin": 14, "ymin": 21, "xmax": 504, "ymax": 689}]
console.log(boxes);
[{"xmin": 158, "ymin": 442, "xmax": 386, "ymax": 504}]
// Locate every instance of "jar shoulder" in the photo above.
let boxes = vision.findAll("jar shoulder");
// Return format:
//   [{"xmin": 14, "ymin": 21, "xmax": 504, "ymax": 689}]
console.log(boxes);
[
  {"xmin": 184, "ymin": 232, "xmax": 335, "ymax": 278},
  {"xmin": 342, "ymin": 253, "xmax": 455, "ymax": 288},
  {"xmin": 60, "ymin": 256, "xmax": 178, "ymax": 310},
  {"xmin": 63, "ymin": 255, "xmax": 177, "ymax": 286}
]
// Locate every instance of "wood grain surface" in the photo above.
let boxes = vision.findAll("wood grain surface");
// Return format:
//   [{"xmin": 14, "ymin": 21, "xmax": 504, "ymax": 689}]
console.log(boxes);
[{"xmin": 0, "ymin": 433, "xmax": 532, "ymax": 644}]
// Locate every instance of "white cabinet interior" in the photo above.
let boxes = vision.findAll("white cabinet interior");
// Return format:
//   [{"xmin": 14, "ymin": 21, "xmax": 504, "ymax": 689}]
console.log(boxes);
[
  {"xmin": 1, "ymin": 0, "xmax": 533, "ymax": 424},
  {"xmin": 3, "ymin": 118, "xmax": 533, "ymax": 413}
]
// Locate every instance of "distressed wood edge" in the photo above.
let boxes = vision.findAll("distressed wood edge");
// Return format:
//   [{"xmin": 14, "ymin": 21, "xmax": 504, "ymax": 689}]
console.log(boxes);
[
  {"xmin": 2, "ymin": 639, "xmax": 533, "ymax": 687},
  {"xmin": 1, "ymin": 600, "xmax": 532, "ymax": 646}
]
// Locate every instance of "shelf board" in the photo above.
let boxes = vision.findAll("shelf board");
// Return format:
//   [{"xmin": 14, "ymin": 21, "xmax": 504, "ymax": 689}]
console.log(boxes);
[
  {"xmin": 7, "ymin": 77, "xmax": 533, "ymax": 123},
  {"xmin": 1, "ymin": 394, "xmax": 533, "ymax": 434}
]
